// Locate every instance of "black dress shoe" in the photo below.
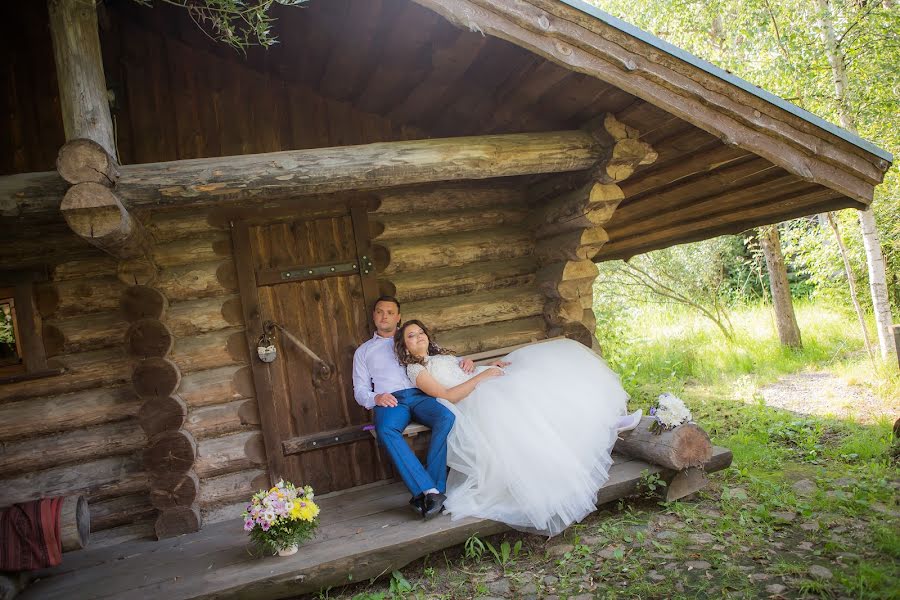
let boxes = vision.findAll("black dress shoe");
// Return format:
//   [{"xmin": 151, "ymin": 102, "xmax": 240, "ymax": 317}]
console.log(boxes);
[
  {"xmin": 422, "ymin": 493, "xmax": 446, "ymax": 521},
  {"xmin": 408, "ymin": 494, "xmax": 426, "ymax": 517}
]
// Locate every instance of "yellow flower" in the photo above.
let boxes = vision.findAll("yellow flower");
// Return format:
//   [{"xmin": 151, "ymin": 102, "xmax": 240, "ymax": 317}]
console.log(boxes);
[{"xmin": 289, "ymin": 500, "xmax": 320, "ymax": 522}]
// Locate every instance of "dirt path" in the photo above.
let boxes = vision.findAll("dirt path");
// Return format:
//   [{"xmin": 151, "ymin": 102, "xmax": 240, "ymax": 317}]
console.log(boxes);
[{"xmin": 759, "ymin": 371, "xmax": 896, "ymax": 424}]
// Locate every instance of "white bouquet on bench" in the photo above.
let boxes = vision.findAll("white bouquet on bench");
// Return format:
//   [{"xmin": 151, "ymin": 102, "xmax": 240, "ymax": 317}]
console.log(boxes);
[{"xmin": 649, "ymin": 393, "xmax": 692, "ymax": 434}]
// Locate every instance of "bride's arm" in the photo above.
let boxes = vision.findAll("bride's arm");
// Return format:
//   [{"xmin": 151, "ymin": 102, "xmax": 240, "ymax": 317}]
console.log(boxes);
[{"xmin": 414, "ymin": 368, "xmax": 501, "ymax": 403}]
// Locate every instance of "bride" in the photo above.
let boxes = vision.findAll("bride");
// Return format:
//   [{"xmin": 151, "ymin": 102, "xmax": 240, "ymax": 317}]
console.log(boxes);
[{"xmin": 394, "ymin": 319, "xmax": 640, "ymax": 536}]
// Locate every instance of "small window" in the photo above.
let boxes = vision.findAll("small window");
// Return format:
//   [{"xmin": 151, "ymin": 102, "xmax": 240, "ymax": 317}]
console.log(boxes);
[
  {"xmin": 0, "ymin": 277, "xmax": 59, "ymax": 383},
  {"xmin": 0, "ymin": 291, "xmax": 24, "ymax": 374}
]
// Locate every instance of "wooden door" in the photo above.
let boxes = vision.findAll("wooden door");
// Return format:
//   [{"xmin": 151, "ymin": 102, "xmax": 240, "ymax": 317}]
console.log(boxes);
[{"xmin": 232, "ymin": 202, "xmax": 387, "ymax": 493}]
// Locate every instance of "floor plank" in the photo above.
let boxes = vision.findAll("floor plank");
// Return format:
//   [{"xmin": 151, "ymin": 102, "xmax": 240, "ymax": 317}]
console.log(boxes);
[{"xmin": 22, "ymin": 447, "xmax": 732, "ymax": 600}]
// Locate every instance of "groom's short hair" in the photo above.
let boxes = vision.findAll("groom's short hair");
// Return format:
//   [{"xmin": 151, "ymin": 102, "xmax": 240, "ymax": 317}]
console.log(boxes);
[{"xmin": 374, "ymin": 295, "xmax": 400, "ymax": 312}]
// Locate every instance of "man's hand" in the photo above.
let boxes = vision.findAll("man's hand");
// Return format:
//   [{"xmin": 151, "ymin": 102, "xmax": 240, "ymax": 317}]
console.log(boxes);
[
  {"xmin": 459, "ymin": 358, "xmax": 476, "ymax": 374},
  {"xmin": 489, "ymin": 360, "xmax": 511, "ymax": 368},
  {"xmin": 374, "ymin": 392, "xmax": 399, "ymax": 408}
]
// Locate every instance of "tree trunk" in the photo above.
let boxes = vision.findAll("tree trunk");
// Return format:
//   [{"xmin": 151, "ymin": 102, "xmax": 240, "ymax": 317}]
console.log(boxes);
[
  {"xmin": 816, "ymin": 0, "xmax": 895, "ymax": 360},
  {"xmin": 759, "ymin": 225, "xmax": 802, "ymax": 348},
  {"xmin": 827, "ymin": 212, "xmax": 875, "ymax": 359},
  {"xmin": 859, "ymin": 206, "xmax": 895, "ymax": 358}
]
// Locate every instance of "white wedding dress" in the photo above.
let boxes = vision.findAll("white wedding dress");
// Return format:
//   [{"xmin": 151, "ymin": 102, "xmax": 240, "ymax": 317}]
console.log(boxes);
[{"xmin": 406, "ymin": 338, "xmax": 628, "ymax": 536}]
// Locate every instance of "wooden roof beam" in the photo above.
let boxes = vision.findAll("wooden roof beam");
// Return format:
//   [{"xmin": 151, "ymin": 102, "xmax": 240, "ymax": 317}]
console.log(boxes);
[
  {"xmin": 99, "ymin": 129, "xmax": 610, "ymax": 208},
  {"xmin": 598, "ymin": 189, "xmax": 858, "ymax": 261},
  {"xmin": 0, "ymin": 128, "xmax": 610, "ymax": 214}
]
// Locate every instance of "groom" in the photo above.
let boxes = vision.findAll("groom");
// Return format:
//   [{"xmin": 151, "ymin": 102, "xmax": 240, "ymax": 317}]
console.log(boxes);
[{"xmin": 352, "ymin": 295, "xmax": 473, "ymax": 520}]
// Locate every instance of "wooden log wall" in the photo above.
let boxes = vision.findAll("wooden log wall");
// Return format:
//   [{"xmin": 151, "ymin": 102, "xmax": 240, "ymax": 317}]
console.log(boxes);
[
  {"xmin": 0, "ymin": 235, "xmax": 155, "ymax": 546},
  {"xmin": 530, "ymin": 114, "xmax": 656, "ymax": 348},
  {"xmin": 373, "ymin": 181, "xmax": 548, "ymax": 354},
  {"xmin": 0, "ymin": 1, "xmax": 440, "ymax": 543},
  {"xmin": 0, "ymin": 208, "xmax": 261, "ymax": 544}
]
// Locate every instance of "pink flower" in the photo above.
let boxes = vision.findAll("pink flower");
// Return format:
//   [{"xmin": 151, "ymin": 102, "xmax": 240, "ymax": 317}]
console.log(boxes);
[
  {"xmin": 261, "ymin": 521, "xmax": 271, "ymax": 531},
  {"xmin": 243, "ymin": 519, "xmax": 254, "ymax": 531}
]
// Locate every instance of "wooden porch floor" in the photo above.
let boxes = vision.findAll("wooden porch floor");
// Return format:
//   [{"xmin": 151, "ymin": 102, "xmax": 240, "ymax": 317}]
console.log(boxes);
[{"xmin": 21, "ymin": 448, "xmax": 732, "ymax": 600}]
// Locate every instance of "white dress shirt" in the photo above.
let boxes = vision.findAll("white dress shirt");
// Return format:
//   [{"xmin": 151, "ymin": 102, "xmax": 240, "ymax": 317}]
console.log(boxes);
[{"xmin": 352, "ymin": 332, "xmax": 413, "ymax": 410}]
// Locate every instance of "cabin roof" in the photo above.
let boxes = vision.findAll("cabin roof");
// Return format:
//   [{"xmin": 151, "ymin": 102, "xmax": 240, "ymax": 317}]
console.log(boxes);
[
  {"xmin": 0, "ymin": 0, "xmax": 893, "ymax": 261},
  {"xmin": 559, "ymin": 0, "xmax": 890, "ymax": 162}
]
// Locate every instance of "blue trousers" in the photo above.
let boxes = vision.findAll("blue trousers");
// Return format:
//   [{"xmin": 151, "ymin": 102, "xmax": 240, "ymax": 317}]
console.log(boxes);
[{"xmin": 374, "ymin": 388, "xmax": 455, "ymax": 496}]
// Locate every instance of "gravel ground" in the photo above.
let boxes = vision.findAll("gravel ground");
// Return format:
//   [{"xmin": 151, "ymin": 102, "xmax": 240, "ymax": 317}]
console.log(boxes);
[{"xmin": 759, "ymin": 371, "xmax": 897, "ymax": 424}]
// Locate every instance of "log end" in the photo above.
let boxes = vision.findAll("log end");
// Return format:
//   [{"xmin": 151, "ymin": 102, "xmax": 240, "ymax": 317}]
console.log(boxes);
[
  {"xmin": 144, "ymin": 430, "xmax": 197, "ymax": 478},
  {"xmin": 126, "ymin": 319, "xmax": 175, "ymax": 358},
  {"xmin": 150, "ymin": 471, "xmax": 199, "ymax": 510},
  {"xmin": 672, "ymin": 423, "xmax": 714, "ymax": 467},
  {"xmin": 121, "ymin": 285, "xmax": 168, "ymax": 322},
  {"xmin": 138, "ymin": 395, "xmax": 188, "ymax": 438},
  {"xmin": 56, "ymin": 138, "xmax": 119, "ymax": 186},
  {"xmin": 154, "ymin": 506, "xmax": 201, "ymax": 539},
  {"xmin": 133, "ymin": 357, "xmax": 182, "ymax": 399},
  {"xmin": 60, "ymin": 495, "xmax": 90, "ymax": 552}
]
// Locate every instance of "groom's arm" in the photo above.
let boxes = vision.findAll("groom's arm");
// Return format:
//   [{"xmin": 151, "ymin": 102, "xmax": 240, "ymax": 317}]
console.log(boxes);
[{"xmin": 352, "ymin": 345, "xmax": 378, "ymax": 410}]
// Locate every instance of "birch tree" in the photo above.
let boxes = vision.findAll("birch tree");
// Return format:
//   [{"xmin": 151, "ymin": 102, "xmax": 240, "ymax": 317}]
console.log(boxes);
[{"xmin": 814, "ymin": 0, "xmax": 895, "ymax": 359}]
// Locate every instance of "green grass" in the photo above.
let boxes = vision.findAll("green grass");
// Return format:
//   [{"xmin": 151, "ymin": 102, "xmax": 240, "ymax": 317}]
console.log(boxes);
[
  {"xmin": 599, "ymin": 300, "xmax": 898, "ymax": 403},
  {"xmin": 311, "ymin": 301, "xmax": 899, "ymax": 600}
]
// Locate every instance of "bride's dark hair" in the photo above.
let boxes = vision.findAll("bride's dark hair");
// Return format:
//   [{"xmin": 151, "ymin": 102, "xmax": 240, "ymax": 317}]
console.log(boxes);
[{"xmin": 394, "ymin": 320, "xmax": 453, "ymax": 367}]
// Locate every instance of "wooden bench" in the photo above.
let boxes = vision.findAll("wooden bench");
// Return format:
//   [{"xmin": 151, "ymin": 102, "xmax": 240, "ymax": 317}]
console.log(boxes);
[{"xmin": 369, "ymin": 336, "xmax": 562, "ymax": 441}]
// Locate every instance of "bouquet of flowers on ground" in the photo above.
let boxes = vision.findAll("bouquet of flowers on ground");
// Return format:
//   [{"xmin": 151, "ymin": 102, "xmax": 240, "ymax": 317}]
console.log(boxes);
[
  {"xmin": 242, "ymin": 479, "xmax": 320, "ymax": 556},
  {"xmin": 649, "ymin": 393, "xmax": 693, "ymax": 434}
]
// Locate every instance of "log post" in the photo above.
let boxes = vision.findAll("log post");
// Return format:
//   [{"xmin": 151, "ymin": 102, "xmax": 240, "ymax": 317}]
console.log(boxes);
[
  {"xmin": 48, "ymin": 0, "xmax": 150, "ymax": 262},
  {"xmin": 47, "ymin": 0, "xmax": 115, "ymax": 154},
  {"xmin": 533, "ymin": 114, "xmax": 656, "ymax": 349}
]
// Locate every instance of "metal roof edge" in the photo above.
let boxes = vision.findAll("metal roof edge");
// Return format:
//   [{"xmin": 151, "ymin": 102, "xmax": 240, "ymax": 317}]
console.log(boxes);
[{"xmin": 557, "ymin": 0, "xmax": 893, "ymax": 164}]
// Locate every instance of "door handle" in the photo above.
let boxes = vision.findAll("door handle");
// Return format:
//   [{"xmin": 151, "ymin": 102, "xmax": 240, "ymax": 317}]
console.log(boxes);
[{"xmin": 263, "ymin": 320, "xmax": 333, "ymax": 380}]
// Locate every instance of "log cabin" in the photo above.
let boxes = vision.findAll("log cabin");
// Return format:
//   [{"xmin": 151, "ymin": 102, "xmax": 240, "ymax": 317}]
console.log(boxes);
[{"xmin": 0, "ymin": 0, "xmax": 891, "ymax": 597}]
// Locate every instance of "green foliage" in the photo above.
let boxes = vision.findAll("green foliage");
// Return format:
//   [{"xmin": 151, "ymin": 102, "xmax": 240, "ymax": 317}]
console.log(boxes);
[
  {"xmin": 133, "ymin": 0, "xmax": 308, "ymax": 53},
  {"xmin": 637, "ymin": 469, "xmax": 667, "ymax": 498},
  {"xmin": 0, "ymin": 303, "xmax": 14, "ymax": 346},
  {"xmin": 463, "ymin": 533, "xmax": 486, "ymax": 562},
  {"xmin": 556, "ymin": 541, "xmax": 595, "ymax": 575},
  {"xmin": 767, "ymin": 418, "xmax": 826, "ymax": 462},
  {"xmin": 247, "ymin": 515, "xmax": 317, "ymax": 556},
  {"xmin": 387, "ymin": 571, "xmax": 414, "ymax": 597},
  {"xmin": 484, "ymin": 539, "xmax": 522, "ymax": 572},
  {"xmin": 596, "ymin": 236, "xmax": 741, "ymax": 341}
]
